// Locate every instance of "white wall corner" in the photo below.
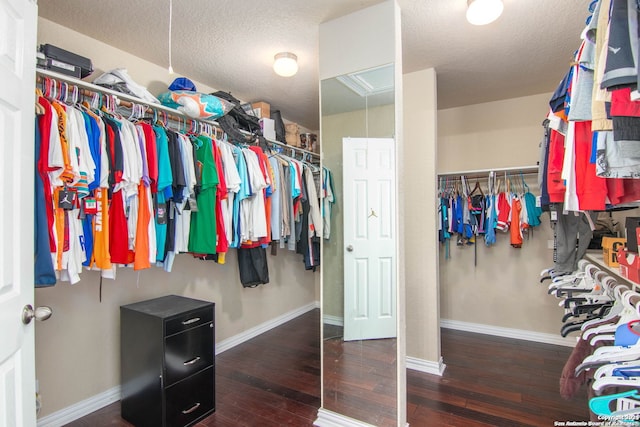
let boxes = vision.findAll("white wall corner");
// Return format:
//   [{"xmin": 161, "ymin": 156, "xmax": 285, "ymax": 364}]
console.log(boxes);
[
  {"xmin": 440, "ymin": 319, "xmax": 576, "ymax": 347},
  {"xmin": 216, "ymin": 302, "xmax": 318, "ymax": 354},
  {"xmin": 406, "ymin": 356, "xmax": 446, "ymax": 376},
  {"xmin": 37, "ymin": 386, "xmax": 121, "ymax": 427},
  {"xmin": 314, "ymin": 408, "xmax": 378, "ymax": 427},
  {"xmin": 323, "ymin": 314, "xmax": 344, "ymax": 327}
]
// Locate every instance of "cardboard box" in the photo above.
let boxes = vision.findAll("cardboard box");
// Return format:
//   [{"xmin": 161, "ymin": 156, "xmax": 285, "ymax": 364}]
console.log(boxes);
[
  {"xmin": 285, "ymin": 123, "xmax": 300, "ymax": 146},
  {"xmin": 602, "ymin": 236, "xmax": 626, "ymax": 267},
  {"xmin": 617, "ymin": 247, "xmax": 640, "ymax": 284},
  {"xmin": 626, "ymin": 217, "xmax": 640, "ymax": 252},
  {"xmin": 252, "ymin": 102, "xmax": 271, "ymax": 119}
]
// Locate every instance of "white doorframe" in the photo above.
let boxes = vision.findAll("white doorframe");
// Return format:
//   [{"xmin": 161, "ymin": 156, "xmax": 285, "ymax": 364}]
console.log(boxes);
[{"xmin": 0, "ymin": 0, "xmax": 38, "ymax": 425}]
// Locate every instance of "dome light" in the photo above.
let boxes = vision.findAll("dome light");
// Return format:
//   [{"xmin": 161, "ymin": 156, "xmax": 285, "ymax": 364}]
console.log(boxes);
[
  {"xmin": 273, "ymin": 52, "xmax": 298, "ymax": 77},
  {"xmin": 466, "ymin": 0, "xmax": 504, "ymax": 26}
]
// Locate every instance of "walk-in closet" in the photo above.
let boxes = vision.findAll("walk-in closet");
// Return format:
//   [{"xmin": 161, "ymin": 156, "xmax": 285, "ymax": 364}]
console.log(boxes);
[{"xmin": 2, "ymin": 1, "xmax": 633, "ymax": 427}]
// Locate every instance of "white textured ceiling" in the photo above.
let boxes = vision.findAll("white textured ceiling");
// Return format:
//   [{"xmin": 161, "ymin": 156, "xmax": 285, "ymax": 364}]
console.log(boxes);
[{"xmin": 37, "ymin": 0, "xmax": 589, "ymax": 130}]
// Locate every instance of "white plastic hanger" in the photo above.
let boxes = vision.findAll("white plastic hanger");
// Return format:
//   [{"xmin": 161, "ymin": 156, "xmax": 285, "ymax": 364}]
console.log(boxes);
[{"xmin": 582, "ymin": 290, "xmax": 640, "ymax": 341}]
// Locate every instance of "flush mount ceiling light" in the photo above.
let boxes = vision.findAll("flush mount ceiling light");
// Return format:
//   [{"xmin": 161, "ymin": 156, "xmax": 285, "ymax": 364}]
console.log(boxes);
[
  {"xmin": 273, "ymin": 52, "xmax": 298, "ymax": 77},
  {"xmin": 466, "ymin": 0, "xmax": 504, "ymax": 26}
]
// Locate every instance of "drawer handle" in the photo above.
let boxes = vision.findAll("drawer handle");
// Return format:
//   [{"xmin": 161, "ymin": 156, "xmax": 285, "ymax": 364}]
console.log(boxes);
[
  {"xmin": 183, "ymin": 356, "xmax": 201, "ymax": 366},
  {"xmin": 181, "ymin": 317, "xmax": 201, "ymax": 325},
  {"xmin": 181, "ymin": 402, "xmax": 201, "ymax": 415}
]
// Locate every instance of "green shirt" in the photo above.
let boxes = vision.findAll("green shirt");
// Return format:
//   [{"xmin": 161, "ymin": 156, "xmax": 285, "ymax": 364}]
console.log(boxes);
[{"xmin": 188, "ymin": 135, "xmax": 219, "ymax": 253}]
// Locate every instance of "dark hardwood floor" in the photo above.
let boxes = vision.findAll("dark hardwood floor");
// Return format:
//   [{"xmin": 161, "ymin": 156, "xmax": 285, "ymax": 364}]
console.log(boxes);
[
  {"xmin": 407, "ymin": 329, "xmax": 589, "ymax": 426},
  {"xmin": 63, "ymin": 310, "xmax": 589, "ymax": 426},
  {"xmin": 323, "ymin": 324, "xmax": 397, "ymax": 427}
]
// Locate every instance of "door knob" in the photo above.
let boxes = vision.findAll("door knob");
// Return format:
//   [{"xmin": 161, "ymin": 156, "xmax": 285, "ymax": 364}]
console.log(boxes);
[
  {"xmin": 22, "ymin": 304, "xmax": 53, "ymax": 325},
  {"xmin": 346, "ymin": 245, "xmax": 353, "ymax": 252}
]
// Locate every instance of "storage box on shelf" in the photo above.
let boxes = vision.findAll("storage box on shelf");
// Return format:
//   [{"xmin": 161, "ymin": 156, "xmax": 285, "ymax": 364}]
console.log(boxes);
[
  {"xmin": 602, "ymin": 236, "xmax": 626, "ymax": 268},
  {"xmin": 617, "ymin": 247, "xmax": 640, "ymax": 284},
  {"xmin": 251, "ymin": 101, "xmax": 271, "ymax": 119},
  {"xmin": 286, "ymin": 122, "xmax": 300, "ymax": 146}
]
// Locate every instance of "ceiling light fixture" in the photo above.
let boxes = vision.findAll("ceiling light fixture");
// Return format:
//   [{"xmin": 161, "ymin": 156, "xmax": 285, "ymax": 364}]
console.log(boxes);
[
  {"xmin": 466, "ymin": 0, "xmax": 504, "ymax": 26},
  {"xmin": 273, "ymin": 52, "xmax": 298, "ymax": 77}
]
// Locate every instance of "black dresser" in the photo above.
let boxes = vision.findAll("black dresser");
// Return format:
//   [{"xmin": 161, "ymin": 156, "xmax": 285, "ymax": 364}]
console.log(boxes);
[{"xmin": 120, "ymin": 295, "xmax": 215, "ymax": 427}]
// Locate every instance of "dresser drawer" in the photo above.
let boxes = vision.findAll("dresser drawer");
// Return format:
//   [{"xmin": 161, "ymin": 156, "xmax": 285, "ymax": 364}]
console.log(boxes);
[
  {"xmin": 164, "ymin": 322, "xmax": 214, "ymax": 385},
  {"xmin": 165, "ymin": 307, "xmax": 214, "ymax": 336},
  {"xmin": 165, "ymin": 366, "xmax": 215, "ymax": 427}
]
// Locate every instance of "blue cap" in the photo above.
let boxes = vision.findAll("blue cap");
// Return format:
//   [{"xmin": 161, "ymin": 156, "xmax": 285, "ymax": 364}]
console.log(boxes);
[{"xmin": 169, "ymin": 77, "xmax": 197, "ymax": 92}]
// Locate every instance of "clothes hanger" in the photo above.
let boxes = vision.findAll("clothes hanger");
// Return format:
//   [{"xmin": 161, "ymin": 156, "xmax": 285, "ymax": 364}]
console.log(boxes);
[
  {"xmin": 127, "ymin": 102, "xmax": 138, "ymax": 121},
  {"xmin": 578, "ymin": 282, "xmax": 628, "ymax": 332},
  {"xmin": 582, "ymin": 290, "xmax": 640, "ymax": 340},
  {"xmin": 589, "ymin": 390, "xmax": 640, "ymax": 417},
  {"xmin": 574, "ymin": 303, "xmax": 640, "ymax": 373},
  {"xmin": 35, "ymin": 88, "xmax": 45, "ymax": 115},
  {"xmin": 592, "ymin": 375, "xmax": 640, "ymax": 395}
]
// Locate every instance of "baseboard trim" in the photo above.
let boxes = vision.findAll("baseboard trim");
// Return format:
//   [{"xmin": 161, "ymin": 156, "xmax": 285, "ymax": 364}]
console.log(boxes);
[
  {"xmin": 406, "ymin": 356, "xmax": 446, "ymax": 376},
  {"xmin": 37, "ymin": 302, "xmax": 319, "ymax": 426},
  {"xmin": 440, "ymin": 319, "xmax": 576, "ymax": 347},
  {"xmin": 37, "ymin": 386, "xmax": 121, "ymax": 427},
  {"xmin": 314, "ymin": 408, "xmax": 377, "ymax": 427},
  {"xmin": 323, "ymin": 314, "xmax": 344, "ymax": 327},
  {"xmin": 216, "ymin": 302, "xmax": 318, "ymax": 354}
]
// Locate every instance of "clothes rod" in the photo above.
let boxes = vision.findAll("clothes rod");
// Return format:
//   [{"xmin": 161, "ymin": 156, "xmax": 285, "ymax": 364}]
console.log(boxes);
[
  {"xmin": 36, "ymin": 68, "xmax": 218, "ymax": 126},
  {"xmin": 437, "ymin": 165, "xmax": 539, "ymax": 177},
  {"xmin": 36, "ymin": 68, "xmax": 319, "ymax": 158}
]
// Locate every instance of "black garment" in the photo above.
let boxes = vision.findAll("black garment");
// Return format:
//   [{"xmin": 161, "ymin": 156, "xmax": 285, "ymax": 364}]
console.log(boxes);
[
  {"xmin": 189, "ymin": 136, "xmax": 202, "ymax": 196},
  {"xmin": 163, "ymin": 200, "xmax": 176, "ymax": 256},
  {"xmin": 103, "ymin": 117, "xmax": 124, "ymax": 197},
  {"xmin": 602, "ymin": 0, "xmax": 639, "ymax": 90},
  {"xmin": 539, "ymin": 120, "xmax": 552, "ymax": 209},
  {"xmin": 296, "ymin": 168, "xmax": 320, "ymax": 271},
  {"xmin": 549, "ymin": 69, "xmax": 572, "ymax": 113},
  {"xmin": 166, "ymin": 130, "xmax": 186, "ymax": 203},
  {"xmin": 237, "ymin": 247, "xmax": 269, "ymax": 287}
]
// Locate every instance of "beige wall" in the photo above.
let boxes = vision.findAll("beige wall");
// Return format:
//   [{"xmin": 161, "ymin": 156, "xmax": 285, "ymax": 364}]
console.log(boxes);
[
  {"xmin": 403, "ymin": 69, "xmax": 440, "ymax": 363},
  {"xmin": 321, "ymin": 104, "xmax": 394, "ymax": 319},
  {"xmin": 437, "ymin": 93, "xmax": 567, "ymax": 336},
  {"xmin": 35, "ymin": 18, "xmax": 317, "ymax": 418},
  {"xmin": 438, "ymin": 93, "xmax": 551, "ymax": 173}
]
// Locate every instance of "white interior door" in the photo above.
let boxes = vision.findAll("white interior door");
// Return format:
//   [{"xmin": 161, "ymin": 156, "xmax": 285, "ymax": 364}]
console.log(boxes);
[
  {"xmin": 0, "ymin": 0, "xmax": 38, "ymax": 425},
  {"xmin": 343, "ymin": 137, "xmax": 396, "ymax": 341}
]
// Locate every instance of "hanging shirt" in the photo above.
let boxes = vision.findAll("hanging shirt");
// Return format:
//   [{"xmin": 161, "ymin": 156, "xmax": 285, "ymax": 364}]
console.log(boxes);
[
  {"xmin": 269, "ymin": 156, "xmax": 282, "ymax": 241},
  {"xmin": 34, "ymin": 119, "xmax": 56, "ymax": 287},
  {"xmin": 231, "ymin": 145, "xmax": 251, "ymax": 248},
  {"xmin": 510, "ymin": 196, "xmax": 523, "ymax": 248},
  {"xmin": 219, "ymin": 141, "xmax": 241, "ymax": 247},
  {"xmin": 240, "ymin": 148, "xmax": 268, "ymax": 244},
  {"xmin": 188, "ymin": 135, "xmax": 218, "ymax": 254},
  {"xmin": 322, "ymin": 167, "xmax": 335, "ymax": 240},
  {"xmin": 304, "ymin": 164, "xmax": 322, "ymax": 239},
  {"xmin": 51, "ymin": 102, "xmax": 79, "ymax": 185},
  {"xmin": 213, "ymin": 142, "xmax": 229, "ymax": 256},
  {"xmin": 153, "ymin": 125, "xmax": 172, "ymax": 261},
  {"xmin": 37, "ymin": 97, "xmax": 58, "ymax": 252}
]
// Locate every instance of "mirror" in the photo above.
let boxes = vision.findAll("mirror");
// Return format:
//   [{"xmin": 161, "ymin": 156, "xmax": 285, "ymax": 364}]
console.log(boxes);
[{"xmin": 321, "ymin": 63, "xmax": 397, "ymax": 426}]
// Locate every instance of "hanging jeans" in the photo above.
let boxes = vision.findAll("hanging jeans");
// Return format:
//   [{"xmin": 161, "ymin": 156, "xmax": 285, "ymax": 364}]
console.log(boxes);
[{"xmin": 555, "ymin": 208, "xmax": 596, "ymax": 273}]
